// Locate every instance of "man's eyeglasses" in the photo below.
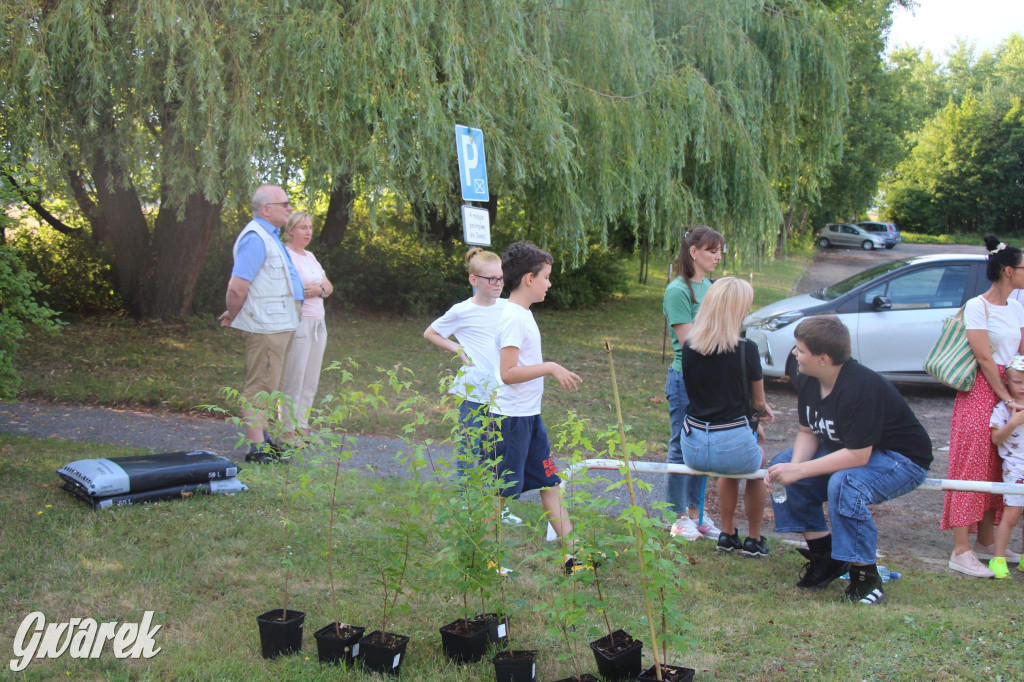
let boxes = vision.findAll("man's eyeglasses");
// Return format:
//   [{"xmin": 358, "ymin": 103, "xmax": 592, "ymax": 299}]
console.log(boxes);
[
  {"xmin": 472, "ymin": 274, "xmax": 504, "ymax": 285},
  {"xmin": 265, "ymin": 201, "xmax": 291, "ymax": 208}
]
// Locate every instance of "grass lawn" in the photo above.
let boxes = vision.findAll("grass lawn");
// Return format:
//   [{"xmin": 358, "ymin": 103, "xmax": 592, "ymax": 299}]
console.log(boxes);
[
  {"xmin": 1, "ymin": 434, "xmax": 1018, "ymax": 680},
  {"xmin": 15, "ymin": 254, "xmax": 809, "ymax": 456}
]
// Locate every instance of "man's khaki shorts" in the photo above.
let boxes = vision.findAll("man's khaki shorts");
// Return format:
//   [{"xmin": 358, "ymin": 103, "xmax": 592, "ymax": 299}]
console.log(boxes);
[{"xmin": 242, "ymin": 329, "xmax": 295, "ymax": 403}]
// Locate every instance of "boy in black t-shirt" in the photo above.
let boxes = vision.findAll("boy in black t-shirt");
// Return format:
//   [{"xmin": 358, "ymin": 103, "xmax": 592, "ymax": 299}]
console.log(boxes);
[{"xmin": 766, "ymin": 316, "xmax": 932, "ymax": 605}]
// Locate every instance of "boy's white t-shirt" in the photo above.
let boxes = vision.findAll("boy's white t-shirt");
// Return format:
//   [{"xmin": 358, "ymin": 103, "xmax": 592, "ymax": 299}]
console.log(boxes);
[
  {"xmin": 964, "ymin": 295, "xmax": 1024, "ymax": 365},
  {"xmin": 494, "ymin": 302, "xmax": 544, "ymax": 417},
  {"xmin": 429, "ymin": 298, "xmax": 507, "ymax": 402}
]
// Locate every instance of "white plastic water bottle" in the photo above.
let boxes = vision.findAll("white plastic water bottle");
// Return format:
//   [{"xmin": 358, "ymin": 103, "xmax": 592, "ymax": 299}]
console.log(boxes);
[{"xmin": 770, "ymin": 479, "xmax": 787, "ymax": 503}]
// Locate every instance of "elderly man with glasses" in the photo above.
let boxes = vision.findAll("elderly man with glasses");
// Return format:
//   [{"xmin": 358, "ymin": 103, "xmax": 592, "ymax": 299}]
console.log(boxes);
[{"xmin": 219, "ymin": 185, "xmax": 305, "ymax": 462}]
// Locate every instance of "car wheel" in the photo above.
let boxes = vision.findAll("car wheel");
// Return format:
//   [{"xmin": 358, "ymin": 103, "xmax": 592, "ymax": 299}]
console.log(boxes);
[
  {"xmin": 818, "ymin": 237, "xmax": 830, "ymax": 248},
  {"xmin": 861, "ymin": 240, "xmax": 874, "ymax": 251},
  {"xmin": 785, "ymin": 353, "xmax": 801, "ymax": 383}
]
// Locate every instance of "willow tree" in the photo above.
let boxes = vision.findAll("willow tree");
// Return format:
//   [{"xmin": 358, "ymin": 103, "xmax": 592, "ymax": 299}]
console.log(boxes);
[{"xmin": 2, "ymin": 0, "xmax": 851, "ymax": 318}]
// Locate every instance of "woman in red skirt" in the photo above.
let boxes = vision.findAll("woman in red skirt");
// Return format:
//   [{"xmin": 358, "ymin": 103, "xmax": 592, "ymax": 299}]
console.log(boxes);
[{"xmin": 943, "ymin": 236, "xmax": 1024, "ymax": 577}]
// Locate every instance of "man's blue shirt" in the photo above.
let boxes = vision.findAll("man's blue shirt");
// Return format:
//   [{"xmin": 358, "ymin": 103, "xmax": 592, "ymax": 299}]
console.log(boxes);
[{"xmin": 230, "ymin": 218, "xmax": 304, "ymax": 301}]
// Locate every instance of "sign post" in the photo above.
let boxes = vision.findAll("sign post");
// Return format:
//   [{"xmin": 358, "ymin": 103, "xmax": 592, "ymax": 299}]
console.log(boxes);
[{"xmin": 455, "ymin": 124, "xmax": 491, "ymax": 245}]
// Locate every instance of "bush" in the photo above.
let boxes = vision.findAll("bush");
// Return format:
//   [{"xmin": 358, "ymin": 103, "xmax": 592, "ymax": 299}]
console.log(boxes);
[
  {"xmin": 541, "ymin": 245, "xmax": 629, "ymax": 309},
  {"xmin": 0, "ymin": 244, "xmax": 63, "ymax": 399},
  {"xmin": 6, "ymin": 227, "xmax": 120, "ymax": 314}
]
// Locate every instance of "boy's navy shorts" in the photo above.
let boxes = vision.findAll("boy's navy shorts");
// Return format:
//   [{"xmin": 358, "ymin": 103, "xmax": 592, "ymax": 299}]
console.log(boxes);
[{"xmin": 491, "ymin": 414, "xmax": 560, "ymax": 498}]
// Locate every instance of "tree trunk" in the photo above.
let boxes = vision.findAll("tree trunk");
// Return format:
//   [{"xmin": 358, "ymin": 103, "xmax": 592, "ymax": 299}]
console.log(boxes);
[
  {"xmin": 146, "ymin": 193, "xmax": 222, "ymax": 319},
  {"xmin": 419, "ymin": 203, "xmax": 458, "ymax": 242},
  {"xmin": 321, "ymin": 172, "xmax": 354, "ymax": 248},
  {"xmin": 90, "ymin": 150, "xmax": 152, "ymax": 319}
]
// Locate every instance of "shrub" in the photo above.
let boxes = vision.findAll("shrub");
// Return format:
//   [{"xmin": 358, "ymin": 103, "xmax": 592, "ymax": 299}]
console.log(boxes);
[
  {"xmin": 542, "ymin": 245, "xmax": 629, "ymax": 310},
  {"xmin": 6, "ymin": 227, "xmax": 120, "ymax": 314}
]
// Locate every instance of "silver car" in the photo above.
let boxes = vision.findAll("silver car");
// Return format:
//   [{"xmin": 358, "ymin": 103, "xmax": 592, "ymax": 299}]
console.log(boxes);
[
  {"xmin": 816, "ymin": 223, "xmax": 888, "ymax": 251},
  {"xmin": 742, "ymin": 254, "xmax": 988, "ymax": 383}
]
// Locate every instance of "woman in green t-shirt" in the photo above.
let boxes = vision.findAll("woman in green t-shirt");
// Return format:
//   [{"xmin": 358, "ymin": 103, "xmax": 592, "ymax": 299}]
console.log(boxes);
[{"xmin": 663, "ymin": 225, "xmax": 724, "ymax": 541}]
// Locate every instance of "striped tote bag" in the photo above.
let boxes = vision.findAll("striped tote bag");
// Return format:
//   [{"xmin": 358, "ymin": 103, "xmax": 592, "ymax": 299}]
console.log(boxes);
[{"xmin": 923, "ymin": 306, "xmax": 977, "ymax": 392}]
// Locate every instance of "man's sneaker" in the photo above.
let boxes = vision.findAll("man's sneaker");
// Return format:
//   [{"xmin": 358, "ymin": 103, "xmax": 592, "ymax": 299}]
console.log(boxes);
[
  {"xmin": 973, "ymin": 542, "xmax": 1022, "ymax": 562},
  {"xmin": 741, "ymin": 536, "xmax": 769, "ymax": 558},
  {"xmin": 696, "ymin": 518, "xmax": 721, "ymax": 541},
  {"xmin": 843, "ymin": 571, "xmax": 886, "ymax": 605},
  {"xmin": 796, "ymin": 554, "xmax": 850, "ymax": 590},
  {"xmin": 245, "ymin": 444, "xmax": 281, "ymax": 464},
  {"xmin": 501, "ymin": 508, "xmax": 523, "ymax": 526},
  {"xmin": 989, "ymin": 556, "xmax": 1011, "ymax": 579},
  {"xmin": 669, "ymin": 516, "xmax": 702, "ymax": 542},
  {"xmin": 948, "ymin": 550, "xmax": 995, "ymax": 578},
  {"xmin": 716, "ymin": 530, "xmax": 742, "ymax": 553}
]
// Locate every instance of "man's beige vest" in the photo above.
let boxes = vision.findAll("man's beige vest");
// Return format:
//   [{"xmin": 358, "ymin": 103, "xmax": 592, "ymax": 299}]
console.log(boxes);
[{"xmin": 229, "ymin": 219, "xmax": 300, "ymax": 334}]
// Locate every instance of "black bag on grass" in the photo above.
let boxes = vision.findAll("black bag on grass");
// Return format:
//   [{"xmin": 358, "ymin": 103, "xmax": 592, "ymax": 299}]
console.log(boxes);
[
  {"xmin": 57, "ymin": 450, "xmax": 240, "ymax": 498},
  {"xmin": 63, "ymin": 477, "xmax": 249, "ymax": 509}
]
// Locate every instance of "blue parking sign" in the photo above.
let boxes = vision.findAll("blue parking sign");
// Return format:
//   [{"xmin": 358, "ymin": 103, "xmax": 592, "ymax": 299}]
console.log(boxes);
[{"xmin": 455, "ymin": 125, "xmax": 489, "ymax": 202}]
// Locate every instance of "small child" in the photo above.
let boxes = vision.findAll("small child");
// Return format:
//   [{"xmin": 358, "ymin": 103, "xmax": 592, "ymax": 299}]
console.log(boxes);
[
  {"xmin": 493, "ymin": 242, "xmax": 582, "ymax": 569},
  {"xmin": 987, "ymin": 354, "xmax": 1024, "ymax": 578},
  {"xmin": 424, "ymin": 248, "xmax": 522, "ymax": 525}
]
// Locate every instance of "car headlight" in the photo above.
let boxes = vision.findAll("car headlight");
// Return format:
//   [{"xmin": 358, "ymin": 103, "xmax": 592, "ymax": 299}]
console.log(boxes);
[{"xmin": 748, "ymin": 310, "xmax": 804, "ymax": 331}]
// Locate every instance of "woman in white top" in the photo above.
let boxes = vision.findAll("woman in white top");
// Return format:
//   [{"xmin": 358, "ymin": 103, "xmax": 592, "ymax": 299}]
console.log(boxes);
[
  {"xmin": 943, "ymin": 235, "xmax": 1024, "ymax": 577},
  {"xmin": 280, "ymin": 211, "xmax": 333, "ymax": 435}
]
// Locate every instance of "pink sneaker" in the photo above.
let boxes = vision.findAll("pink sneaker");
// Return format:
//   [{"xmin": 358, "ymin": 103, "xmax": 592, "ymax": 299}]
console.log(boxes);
[{"xmin": 948, "ymin": 550, "xmax": 995, "ymax": 578}]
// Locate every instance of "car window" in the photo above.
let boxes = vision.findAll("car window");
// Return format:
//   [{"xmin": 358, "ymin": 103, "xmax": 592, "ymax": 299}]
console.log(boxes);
[
  {"xmin": 842, "ymin": 225, "xmax": 857, "ymax": 235},
  {"xmin": 861, "ymin": 265, "xmax": 970, "ymax": 309},
  {"xmin": 812, "ymin": 259, "xmax": 913, "ymax": 300}
]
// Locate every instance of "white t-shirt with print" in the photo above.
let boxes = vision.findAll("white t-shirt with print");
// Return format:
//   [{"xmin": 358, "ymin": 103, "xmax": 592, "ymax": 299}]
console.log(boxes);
[
  {"xmin": 989, "ymin": 402, "xmax": 1024, "ymax": 479},
  {"xmin": 964, "ymin": 295, "xmax": 1024, "ymax": 365},
  {"xmin": 494, "ymin": 302, "xmax": 544, "ymax": 417},
  {"xmin": 429, "ymin": 298, "xmax": 507, "ymax": 402}
]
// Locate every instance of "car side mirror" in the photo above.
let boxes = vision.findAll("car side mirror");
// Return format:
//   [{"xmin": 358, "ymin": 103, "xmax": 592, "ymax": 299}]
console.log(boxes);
[{"xmin": 872, "ymin": 295, "xmax": 892, "ymax": 311}]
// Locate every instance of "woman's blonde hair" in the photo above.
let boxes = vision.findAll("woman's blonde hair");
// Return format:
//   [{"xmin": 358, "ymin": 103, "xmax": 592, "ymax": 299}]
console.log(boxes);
[
  {"xmin": 465, "ymin": 247, "xmax": 501, "ymax": 273},
  {"xmin": 687, "ymin": 277, "xmax": 754, "ymax": 355},
  {"xmin": 282, "ymin": 211, "xmax": 313, "ymax": 243}
]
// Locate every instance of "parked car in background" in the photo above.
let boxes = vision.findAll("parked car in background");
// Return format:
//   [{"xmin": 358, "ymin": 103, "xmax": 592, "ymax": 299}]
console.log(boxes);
[
  {"xmin": 816, "ymin": 223, "xmax": 888, "ymax": 251},
  {"xmin": 857, "ymin": 220, "xmax": 901, "ymax": 249},
  {"xmin": 742, "ymin": 254, "xmax": 988, "ymax": 383}
]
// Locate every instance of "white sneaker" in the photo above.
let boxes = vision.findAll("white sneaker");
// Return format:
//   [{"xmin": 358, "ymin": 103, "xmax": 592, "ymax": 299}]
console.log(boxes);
[
  {"xmin": 669, "ymin": 516, "xmax": 702, "ymax": 542},
  {"xmin": 948, "ymin": 550, "xmax": 995, "ymax": 578},
  {"xmin": 696, "ymin": 518, "xmax": 721, "ymax": 541},
  {"xmin": 973, "ymin": 542, "xmax": 1022, "ymax": 562},
  {"xmin": 501, "ymin": 507, "xmax": 523, "ymax": 526}
]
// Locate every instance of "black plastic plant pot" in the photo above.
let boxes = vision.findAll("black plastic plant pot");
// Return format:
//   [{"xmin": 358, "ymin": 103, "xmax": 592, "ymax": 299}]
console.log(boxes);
[
  {"xmin": 256, "ymin": 608, "xmax": 305, "ymax": 659},
  {"xmin": 589, "ymin": 629, "xmax": 643, "ymax": 681},
  {"xmin": 637, "ymin": 663, "xmax": 696, "ymax": 682},
  {"xmin": 440, "ymin": 617, "xmax": 491, "ymax": 663},
  {"xmin": 360, "ymin": 630, "xmax": 410, "ymax": 676},
  {"xmin": 550, "ymin": 675, "xmax": 600, "ymax": 682},
  {"xmin": 313, "ymin": 622, "xmax": 365, "ymax": 666},
  {"xmin": 492, "ymin": 649, "xmax": 537, "ymax": 682},
  {"xmin": 475, "ymin": 612, "xmax": 510, "ymax": 648}
]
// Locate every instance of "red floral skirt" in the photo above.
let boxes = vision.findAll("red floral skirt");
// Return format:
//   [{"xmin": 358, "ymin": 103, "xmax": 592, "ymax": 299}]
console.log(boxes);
[{"xmin": 941, "ymin": 368, "xmax": 1005, "ymax": 530}]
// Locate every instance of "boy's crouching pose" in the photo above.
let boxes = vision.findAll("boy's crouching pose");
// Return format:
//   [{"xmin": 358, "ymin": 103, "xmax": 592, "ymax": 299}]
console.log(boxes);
[
  {"xmin": 493, "ymin": 242, "xmax": 582, "ymax": 572},
  {"xmin": 766, "ymin": 316, "xmax": 932, "ymax": 604}
]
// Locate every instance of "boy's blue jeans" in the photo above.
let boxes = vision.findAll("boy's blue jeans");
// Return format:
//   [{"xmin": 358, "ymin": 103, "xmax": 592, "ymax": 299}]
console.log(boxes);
[
  {"xmin": 770, "ymin": 443, "xmax": 927, "ymax": 565},
  {"xmin": 666, "ymin": 369, "xmax": 706, "ymax": 514}
]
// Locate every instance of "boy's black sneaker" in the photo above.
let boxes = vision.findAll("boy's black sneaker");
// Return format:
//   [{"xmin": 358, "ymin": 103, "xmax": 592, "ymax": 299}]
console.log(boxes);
[
  {"xmin": 843, "ymin": 571, "xmax": 886, "ymax": 605},
  {"xmin": 716, "ymin": 531, "xmax": 742, "ymax": 553},
  {"xmin": 245, "ymin": 443, "xmax": 282, "ymax": 464},
  {"xmin": 796, "ymin": 554, "xmax": 849, "ymax": 590},
  {"xmin": 741, "ymin": 536, "xmax": 769, "ymax": 558}
]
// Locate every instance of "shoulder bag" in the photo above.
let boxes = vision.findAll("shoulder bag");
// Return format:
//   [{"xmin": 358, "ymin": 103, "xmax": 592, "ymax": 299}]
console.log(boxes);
[{"xmin": 923, "ymin": 304, "xmax": 979, "ymax": 392}]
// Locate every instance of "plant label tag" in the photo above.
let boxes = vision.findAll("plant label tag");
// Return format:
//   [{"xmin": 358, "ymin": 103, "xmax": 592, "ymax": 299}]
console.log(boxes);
[
  {"xmin": 392, "ymin": 653, "xmax": 401, "ymax": 668},
  {"xmin": 497, "ymin": 623, "xmax": 507, "ymax": 638},
  {"xmin": 532, "ymin": 663, "xmax": 536, "ymax": 678},
  {"xmin": 352, "ymin": 643, "xmax": 359, "ymax": 657}
]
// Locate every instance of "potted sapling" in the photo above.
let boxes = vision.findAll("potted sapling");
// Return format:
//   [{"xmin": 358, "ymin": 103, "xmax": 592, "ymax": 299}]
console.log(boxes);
[{"xmin": 604, "ymin": 342, "xmax": 696, "ymax": 682}]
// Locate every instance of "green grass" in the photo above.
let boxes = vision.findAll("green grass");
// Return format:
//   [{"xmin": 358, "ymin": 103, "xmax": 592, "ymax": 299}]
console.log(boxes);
[
  {"xmin": 16, "ymin": 255, "xmax": 809, "ymax": 456},
  {"xmin": 1, "ymin": 434, "xmax": 1018, "ymax": 680}
]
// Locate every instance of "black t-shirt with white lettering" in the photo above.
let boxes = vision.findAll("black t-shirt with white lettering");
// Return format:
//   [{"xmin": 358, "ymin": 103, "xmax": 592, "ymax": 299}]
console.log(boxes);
[
  {"xmin": 681, "ymin": 338, "xmax": 762, "ymax": 424},
  {"xmin": 797, "ymin": 360, "xmax": 932, "ymax": 470}
]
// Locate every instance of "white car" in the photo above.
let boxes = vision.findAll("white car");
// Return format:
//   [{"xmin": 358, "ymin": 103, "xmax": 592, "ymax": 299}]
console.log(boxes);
[{"xmin": 742, "ymin": 254, "xmax": 988, "ymax": 382}]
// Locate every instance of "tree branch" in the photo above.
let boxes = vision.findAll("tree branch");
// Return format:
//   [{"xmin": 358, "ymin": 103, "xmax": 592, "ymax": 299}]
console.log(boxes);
[{"xmin": 2, "ymin": 173, "xmax": 81, "ymax": 236}]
